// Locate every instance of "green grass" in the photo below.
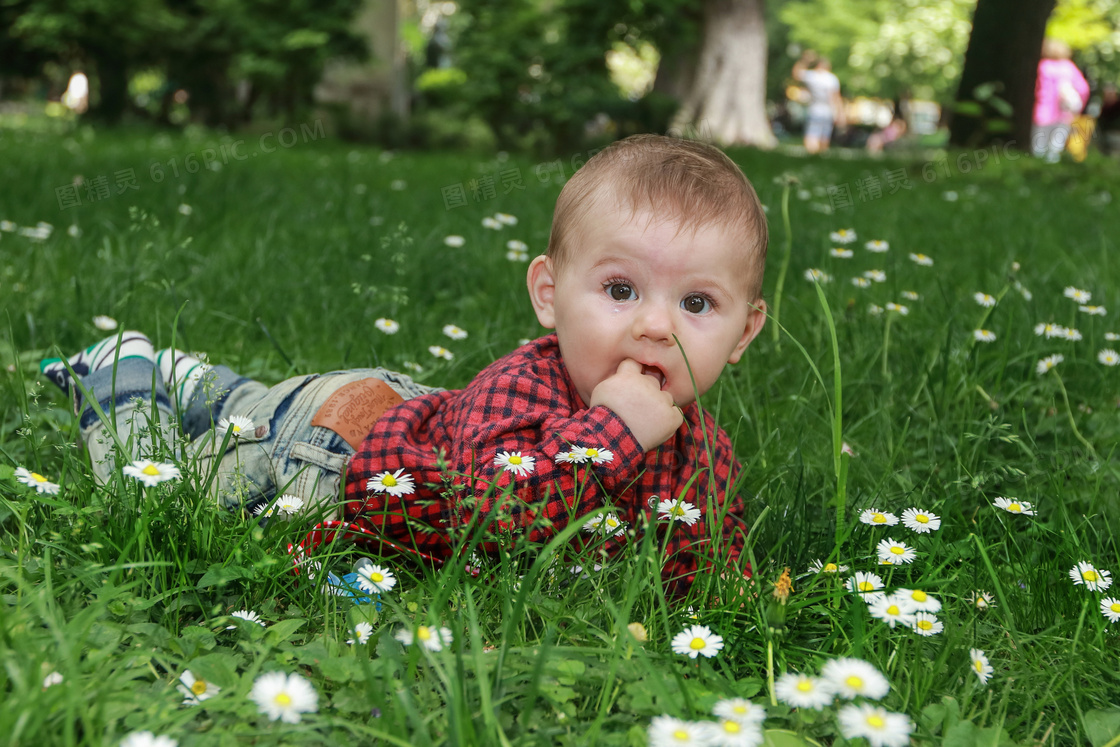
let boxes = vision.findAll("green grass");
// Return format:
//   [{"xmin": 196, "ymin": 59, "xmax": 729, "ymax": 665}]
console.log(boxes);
[{"xmin": 1, "ymin": 123, "xmax": 1119, "ymax": 747}]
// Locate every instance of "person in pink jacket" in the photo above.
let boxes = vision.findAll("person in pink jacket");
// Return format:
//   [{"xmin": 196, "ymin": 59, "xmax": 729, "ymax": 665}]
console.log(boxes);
[{"xmin": 1033, "ymin": 38, "xmax": 1090, "ymax": 162}]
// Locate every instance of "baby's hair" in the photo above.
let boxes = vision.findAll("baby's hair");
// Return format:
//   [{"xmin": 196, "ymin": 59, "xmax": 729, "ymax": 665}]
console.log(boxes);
[{"xmin": 546, "ymin": 134, "xmax": 768, "ymax": 300}]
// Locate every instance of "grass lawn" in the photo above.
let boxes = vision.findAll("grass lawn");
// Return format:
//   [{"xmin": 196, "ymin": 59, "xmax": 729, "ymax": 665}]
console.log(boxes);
[{"xmin": 1, "ymin": 122, "xmax": 1119, "ymax": 747}]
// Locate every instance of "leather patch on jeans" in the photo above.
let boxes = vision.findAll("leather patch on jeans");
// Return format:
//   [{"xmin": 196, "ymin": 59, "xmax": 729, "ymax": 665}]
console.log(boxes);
[{"xmin": 311, "ymin": 378, "xmax": 404, "ymax": 451}]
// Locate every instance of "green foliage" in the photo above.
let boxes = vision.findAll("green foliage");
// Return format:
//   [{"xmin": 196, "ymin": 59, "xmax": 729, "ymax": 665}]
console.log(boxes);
[{"xmin": 1048, "ymin": 0, "xmax": 1120, "ymax": 86}]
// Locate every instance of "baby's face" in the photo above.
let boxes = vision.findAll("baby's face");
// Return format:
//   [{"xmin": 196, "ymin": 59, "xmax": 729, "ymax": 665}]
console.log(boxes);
[{"xmin": 529, "ymin": 206, "xmax": 765, "ymax": 409}]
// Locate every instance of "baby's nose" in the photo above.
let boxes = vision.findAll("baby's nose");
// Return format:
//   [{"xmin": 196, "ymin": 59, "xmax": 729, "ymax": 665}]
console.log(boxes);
[{"xmin": 632, "ymin": 304, "xmax": 674, "ymax": 341}]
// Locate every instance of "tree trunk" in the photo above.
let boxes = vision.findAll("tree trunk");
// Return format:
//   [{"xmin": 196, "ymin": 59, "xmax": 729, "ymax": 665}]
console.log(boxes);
[
  {"xmin": 949, "ymin": 0, "xmax": 1055, "ymax": 148},
  {"xmin": 90, "ymin": 51, "xmax": 128, "ymax": 125},
  {"xmin": 668, "ymin": 0, "xmax": 775, "ymax": 148}
]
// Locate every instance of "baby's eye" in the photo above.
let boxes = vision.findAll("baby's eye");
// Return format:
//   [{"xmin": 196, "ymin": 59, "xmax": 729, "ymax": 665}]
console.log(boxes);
[
  {"xmin": 681, "ymin": 294, "xmax": 713, "ymax": 314},
  {"xmin": 606, "ymin": 282, "xmax": 635, "ymax": 301}
]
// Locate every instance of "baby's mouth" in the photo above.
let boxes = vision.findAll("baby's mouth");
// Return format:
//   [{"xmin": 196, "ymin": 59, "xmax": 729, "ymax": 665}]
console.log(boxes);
[{"xmin": 640, "ymin": 364, "xmax": 667, "ymax": 389}]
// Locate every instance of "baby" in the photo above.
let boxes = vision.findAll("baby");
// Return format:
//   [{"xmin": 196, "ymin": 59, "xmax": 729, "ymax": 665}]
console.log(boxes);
[{"xmin": 43, "ymin": 134, "xmax": 768, "ymax": 594}]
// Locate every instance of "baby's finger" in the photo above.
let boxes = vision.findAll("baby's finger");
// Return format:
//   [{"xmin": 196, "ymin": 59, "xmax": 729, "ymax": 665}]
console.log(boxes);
[{"xmin": 615, "ymin": 358, "xmax": 643, "ymax": 376}]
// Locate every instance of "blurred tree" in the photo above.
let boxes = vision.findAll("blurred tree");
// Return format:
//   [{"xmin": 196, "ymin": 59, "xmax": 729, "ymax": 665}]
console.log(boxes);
[
  {"xmin": 1046, "ymin": 0, "xmax": 1120, "ymax": 85},
  {"xmin": 949, "ymin": 0, "xmax": 1056, "ymax": 148}
]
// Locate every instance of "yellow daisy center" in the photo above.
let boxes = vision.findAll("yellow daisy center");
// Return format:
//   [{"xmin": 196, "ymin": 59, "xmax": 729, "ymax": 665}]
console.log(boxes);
[
  {"xmin": 973, "ymin": 660, "xmax": 984, "ymax": 672},
  {"xmin": 976, "ymin": 598, "xmax": 988, "ymax": 608},
  {"xmin": 606, "ymin": 518, "xmax": 618, "ymax": 528},
  {"xmin": 867, "ymin": 715, "xmax": 886, "ymax": 729},
  {"xmin": 845, "ymin": 675, "xmax": 864, "ymax": 690},
  {"xmin": 689, "ymin": 637, "xmax": 706, "ymax": 650},
  {"xmin": 1008, "ymin": 503, "xmax": 1021, "ymax": 512},
  {"xmin": 722, "ymin": 721, "xmax": 741, "ymax": 734},
  {"xmin": 1110, "ymin": 603, "xmax": 1120, "ymax": 613},
  {"xmin": 671, "ymin": 506, "xmax": 685, "ymax": 517},
  {"xmin": 872, "ymin": 513, "xmax": 886, "ymax": 523},
  {"xmin": 917, "ymin": 620, "xmax": 933, "ymax": 631},
  {"xmin": 1084, "ymin": 570, "xmax": 1099, "ymax": 582},
  {"xmin": 796, "ymin": 680, "xmax": 813, "ymax": 692},
  {"xmin": 823, "ymin": 563, "xmax": 838, "ymax": 572},
  {"xmin": 672, "ymin": 730, "xmax": 689, "ymax": 740},
  {"xmin": 733, "ymin": 706, "xmax": 747, "ymax": 714},
  {"xmin": 887, "ymin": 605, "xmax": 900, "ymax": 615},
  {"xmin": 586, "ymin": 449, "xmax": 599, "ymax": 458},
  {"xmin": 382, "ymin": 474, "xmax": 397, "ymax": 487},
  {"xmin": 31, "ymin": 472, "xmax": 47, "ymax": 482},
  {"xmin": 274, "ymin": 692, "xmax": 292, "ymax": 706},
  {"xmin": 508, "ymin": 455, "xmax": 522, "ymax": 465},
  {"xmin": 858, "ymin": 581, "xmax": 874, "ymax": 592},
  {"xmin": 915, "ymin": 514, "xmax": 929, "ymax": 524},
  {"xmin": 142, "ymin": 465, "xmax": 160, "ymax": 476},
  {"xmin": 912, "ymin": 590, "xmax": 927, "ymax": 602},
  {"xmin": 370, "ymin": 572, "xmax": 384, "ymax": 583},
  {"xmin": 191, "ymin": 680, "xmax": 209, "ymax": 695},
  {"xmin": 890, "ymin": 546, "xmax": 905, "ymax": 555},
  {"xmin": 417, "ymin": 627, "xmax": 432, "ymax": 641}
]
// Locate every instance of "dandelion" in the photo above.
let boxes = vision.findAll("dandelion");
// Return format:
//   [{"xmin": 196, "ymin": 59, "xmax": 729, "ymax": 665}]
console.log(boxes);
[
  {"xmin": 830, "ymin": 248, "xmax": 853, "ymax": 258},
  {"xmin": 443, "ymin": 235, "xmax": 465, "ymax": 247},
  {"xmin": 670, "ymin": 624, "xmax": 724, "ymax": 658},
  {"xmin": 974, "ymin": 293, "xmax": 996, "ymax": 307},
  {"xmin": 911, "ymin": 612, "xmax": 944, "ymax": 636},
  {"xmin": 347, "ymin": 621, "xmax": 374, "ymax": 645},
  {"xmin": 809, "ymin": 559, "xmax": 849, "ymax": 574},
  {"xmin": 859, "ymin": 508, "xmax": 899, "ymax": 527},
  {"xmin": 968, "ymin": 590, "xmax": 996, "ymax": 610},
  {"xmin": 804, "ymin": 268, "xmax": 833, "ymax": 283},
  {"xmin": 865, "ymin": 240, "xmax": 889, "ymax": 252},
  {"xmin": 877, "ymin": 538, "xmax": 917, "ymax": 565},
  {"xmin": 969, "ymin": 648, "xmax": 993, "ymax": 686},
  {"xmin": 122, "ymin": 460, "xmax": 181, "ymax": 487},
  {"xmin": 1063, "ymin": 286, "xmax": 1091, "ymax": 303},
  {"xmin": 896, "ymin": 588, "xmax": 941, "ymax": 613},
  {"xmin": 1100, "ymin": 597, "xmax": 1120, "ymax": 623},
  {"xmin": 584, "ymin": 512, "xmax": 626, "ymax": 536},
  {"xmin": 178, "ymin": 204, "xmax": 192, "ymax": 216},
  {"xmin": 395, "ymin": 625, "xmax": 453, "ymax": 651},
  {"xmin": 885, "ymin": 302, "xmax": 909, "ymax": 315},
  {"xmin": 1069, "ymin": 561, "xmax": 1113, "ymax": 592},
  {"xmin": 821, "ymin": 658, "xmax": 890, "ymax": 700},
  {"xmin": 481, "ymin": 216, "xmax": 502, "ymax": 230},
  {"xmin": 14, "ymin": 467, "xmax": 61, "ymax": 495},
  {"xmin": 374, "ymin": 318, "xmax": 400, "ymax": 334},
  {"xmin": 774, "ymin": 673, "xmax": 834, "ymax": 710},
  {"xmin": 992, "ymin": 497, "xmax": 1034, "ymax": 515},
  {"xmin": 1036, "ymin": 354, "xmax": 1064, "ymax": 375},
  {"xmin": 367, "ymin": 469, "xmax": 415, "ymax": 496},
  {"xmin": 178, "ymin": 670, "xmax": 220, "ymax": 704},
  {"xmin": 442, "ymin": 324, "xmax": 468, "ymax": 340},
  {"xmin": 575, "ymin": 446, "xmax": 613, "ymax": 464},
  {"xmin": 249, "ymin": 671, "xmax": 318, "ymax": 723},
  {"xmin": 217, "ymin": 415, "xmax": 254, "ymax": 438},
  {"xmin": 493, "ymin": 451, "xmax": 536, "ymax": 477},
  {"xmin": 902, "ymin": 290, "xmax": 920, "ymax": 301},
  {"xmin": 648, "ymin": 716, "xmax": 707, "ymax": 747},
  {"xmin": 42, "ymin": 671, "xmax": 63, "ymax": 688},
  {"xmin": 227, "ymin": 609, "xmax": 265, "ymax": 628},
  {"xmin": 355, "ymin": 564, "xmax": 398, "ymax": 594},
  {"xmin": 494, "ymin": 212, "xmax": 518, "ymax": 225},
  {"xmin": 846, "ymin": 571, "xmax": 885, "ymax": 596},
  {"xmin": 868, "ymin": 594, "xmax": 917, "ymax": 628},
  {"xmin": 974, "ymin": 329, "xmax": 997, "ymax": 342},
  {"xmin": 93, "ymin": 315, "xmax": 118, "ymax": 330},
  {"xmin": 1098, "ymin": 349, "xmax": 1119, "ymax": 366},
  {"xmin": 120, "ymin": 732, "xmax": 178, "ymax": 747},
  {"xmin": 909, "ymin": 253, "xmax": 934, "ymax": 266},
  {"xmin": 657, "ymin": 498, "xmax": 701, "ymax": 526},
  {"xmin": 863, "ymin": 270, "xmax": 887, "ymax": 283},
  {"xmin": 830, "ymin": 229, "xmax": 857, "ymax": 244},
  {"xmin": 713, "ymin": 698, "xmax": 767, "ymax": 726},
  {"xmin": 851, "ymin": 277, "xmax": 872, "ymax": 288},
  {"xmin": 837, "ymin": 703, "xmax": 912, "ymax": 747},
  {"xmin": 1079, "ymin": 305, "xmax": 1106, "ymax": 316}
]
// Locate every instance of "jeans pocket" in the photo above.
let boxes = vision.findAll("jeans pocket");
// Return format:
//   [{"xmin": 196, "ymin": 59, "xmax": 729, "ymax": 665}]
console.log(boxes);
[{"xmin": 285, "ymin": 441, "xmax": 350, "ymax": 519}]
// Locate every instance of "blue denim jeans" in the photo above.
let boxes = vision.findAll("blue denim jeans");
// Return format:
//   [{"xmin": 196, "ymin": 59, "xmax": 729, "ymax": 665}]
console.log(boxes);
[{"xmin": 77, "ymin": 360, "xmax": 441, "ymax": 518}]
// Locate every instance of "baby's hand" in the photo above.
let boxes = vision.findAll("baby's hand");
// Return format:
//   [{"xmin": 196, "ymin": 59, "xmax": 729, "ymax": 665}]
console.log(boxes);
[{"xmin": 590, "ymin": 359, "xmax": 683, "ymax": 451}]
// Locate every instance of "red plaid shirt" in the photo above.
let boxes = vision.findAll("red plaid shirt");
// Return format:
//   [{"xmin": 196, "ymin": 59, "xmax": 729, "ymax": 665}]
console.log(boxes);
[{"xmin": 303, "ymin": 335, "xmax": 750, "ymax": 592}]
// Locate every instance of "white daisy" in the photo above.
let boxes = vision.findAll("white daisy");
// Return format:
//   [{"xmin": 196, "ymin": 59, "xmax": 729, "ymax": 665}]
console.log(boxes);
[
  {"xmin": 481, "ymin": 216, "xmax": 502, "ymax": 230},
  {"xmin": 583, "ymin": 512, "xmax": 626, "ymax": 536},
  {"xmin": 868, "ymin": 304, "xmax": 885, "ymax": 316},
  {"xmin": 367, "ymin": 469, "xmax": 415, "ymax": 496},
  {"xmin": 895, "ymin": 588, "xmax": 941, "ymax": 613},
  {"xmin": 851, "ymin": 277, "xmax": 872, "ymax": 288},
  {"xmin": 830, "ymin": 248, "xmax": 853, "ymax": 258},
  {"xmin": 859, "ymin": 508, "xmax": 899, "ymax": 527},
  {"xmin": 865, "ymin": 240, "xmax": 889, "ymax": 253},
  {"xmin": 969, "ymin": 648, "xmax": 993, "ymax": 686},
  {"xmin": 395, "ymin": 625, "xmax": 453, "ymax": 651},
  {"xmin": 428, "ymin": 345, "xmax": 454, "ymax": 360},
  {"xmin": 868, "ymin": 594, "xmax": 917, "ymax": 628},
  {"xmin": 712, "ymin": 698, "xmax": 767, "ymax": 726},
  {"xmin": 494, "ymin": 212, "xmax": 518, "ymax": 225},
  {"xmin": 774, "ymin": 673, "xmax": 834, "ymax": 710},
  {"xmin": 506, "ymin": 249, "xmax": 529, "ymax": 262},
  {"xmin": 554, "ymin": 450, "xmax": 580, "ymax": 464},
  {"xmin": 575, "ymin": 446, "xmax": 614, "ymax": 464},
  {"xmin": 375, "ymin": 318, "xmax": 400, "ymax": 334},
  {"xmin": 973, "ymin": 292, "xmax": 996, "ymax": 307},
  {"xmin": 657, "ymin": 498, "xmax": 701, "ymax": 526},
  {"xmin": 911, "ymin": 612, "xmax": 944, "ymax": 636},
  {"xmin": 443, "ymin": 235, "xmax": 465, "ymax": 247},
  {"xmin": 877, "ymin": 538, "xmax": 917, "ymax": 565},
  {"xmin": 217, "ymin": 415, "xmax": 254, "ymax": 438},
  {"xmin": 347, "ymin": 621, "xmax": 374, "ymax": 645},
  {"xmin": 1034, "ymin": 322, "xmax": 1064, "ymax": 338},
  {"xmin": 1062, "ymin": 327, "xmax": 1082, "ymax": 341},
  {"xmin": 909, "ymin": 253, "xmax": 934, "ymax": 266},
  {"xmin": 1079, "ymin": 305, "xmax": 1106, "ymax": 316},
  {"xmin": 942, "ymin": 190, "xmax": 958, "ymax": 201},
  {"xmin": 355, "ymin": 564, "xmax": 398, "ymax": 594},
  {"xmin": 42, "ymin": 671, "xmax": 63, "ymax": 688},
  {"xmin": 846, "ymin": 571, "xmax": 884, "ymax": 596},
  {"xmin": 804, "ymin": 268, "xmax": 832, "ymax": 283},
  {"xmin": 1106, "ymin": 332, "xmax": 1120, "ymax": 341},
  {"xmin": 670, "ymin": 624, "xmax": 723, "ymax": 658},
  {"xmin": 901, "ymin": 507, "xmax": 940, "ymax": 533},
  {"xmin": 0, "ymin": 220, "xmax": 15, "ymax": 231},
  {"xmin": 274, "ymin": 494, "xmax": 304, "ymax": 516},
  {"xmin": 493, "ymin": 451, "xmax": 536, "ymax": 477},
  {"xmin": 120, "ymin": 732, "xmax": 178, "ymax": 747},
  {"xmin": 648, "ymin": 715, "xmax": 708, "ymax": 747},
  {"xmin": 1069, "ymin": 561, "xmax": 1113, "ymax": 592},
  {"xmin": 992, "ymin": 497, "xmax": 1034, "ymax": 515},
  {"xmin": 249, "ymin": 671, "xmax": 318, "ymax": 723},
  {"xmin": 390, "ymin": 180, "xmax": 407, "ymax": 191},
  {"xmin": 830, "ymin": 229, "xmax": 857, "ymax": 244},
  {"xmin": 809, "ymin": 559, "xmax": 849, "ymax": 574},
  {"xmin": 14, "ymin": 467, "xmax": 61, "ymax": 495},
  {"xmin": 178, "ymin": 203, "xmax": 192, "ymax": 216},
  {"xmin": 863, "ymin": 270, "xmax": 887, "ymax": 283},
  {"xmin": 442, "ymin": 324, "xmax": 468, "ymax": 340},
  {"xmin": 885, "ymin": 302, "xmax": 909, "ymax": 316},
  {"xmin": 1098, "ymin": 349, "xmax": 1119, "ymax": 366},
  {"xmin": 227, "ymin": 609, "xmax": 265, "ymax": 628},
  {"xmin": 506, "ymin": 239, "xmax": 528, "ymax": 251},
  {"xmin": 821, "ymin": 658, "xmax": 890, "ymax": 700},
  {"xmin": 901, "ymin": 290, "xmax": 920, "ymax": 301},
  {"xmin": 837, "ymin": 703, "xmax": 912, "ymax": 747},
  {"xmin": 1100, "ymin": 597, "xmax": 1120, "ymax": 623},
  {"xmin": 1036, "ymin": 354, "xmax": 1064, "ymax": 375},
  {"xmin": 178, "ymin": 670, "xmax": 220, "ymax": 704},
  {"xmin": 122, "ymin": 460, "xmax": 181, "ymax": 487},
  {"xmin": 974, "ymin": 329, "xmax": 997, "ymax": 342},
  {"xmin": 1063, "ymin": 286, "xmax": 1091, "ymax": 303},
  {"xmin": 700, "ymin": 717, "xmax": 765, "ymax": 747},
  {"xmin": 93, "ymin": 315, "xmax": 118, "ymax": 330},
  {"xmin": 968, "ymin": 590, "xmax": 996, "ymax": 610}
]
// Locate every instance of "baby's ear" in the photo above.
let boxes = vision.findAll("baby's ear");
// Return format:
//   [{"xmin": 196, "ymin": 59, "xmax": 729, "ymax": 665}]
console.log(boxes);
[
  {"xmin": 526, "ymin": 255, "xmax": 557, "ymax": 329},
  {"xmin": 727, "ymin": 299, "xmax": 767, "ymax": 364}
]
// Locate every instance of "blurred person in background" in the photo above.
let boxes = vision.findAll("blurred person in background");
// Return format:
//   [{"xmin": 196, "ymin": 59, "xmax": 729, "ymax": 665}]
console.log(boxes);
[
  {"xmin": 792, "ymin": 51, "xmax": 844, "ymax": 154},
  {"xmin": 61, "ymin": 71, "xmax": 89, "ymax": 114},
  {"xmin": 1032, "ymin": 38, "xmax": 1089, "ymax": 163}
]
